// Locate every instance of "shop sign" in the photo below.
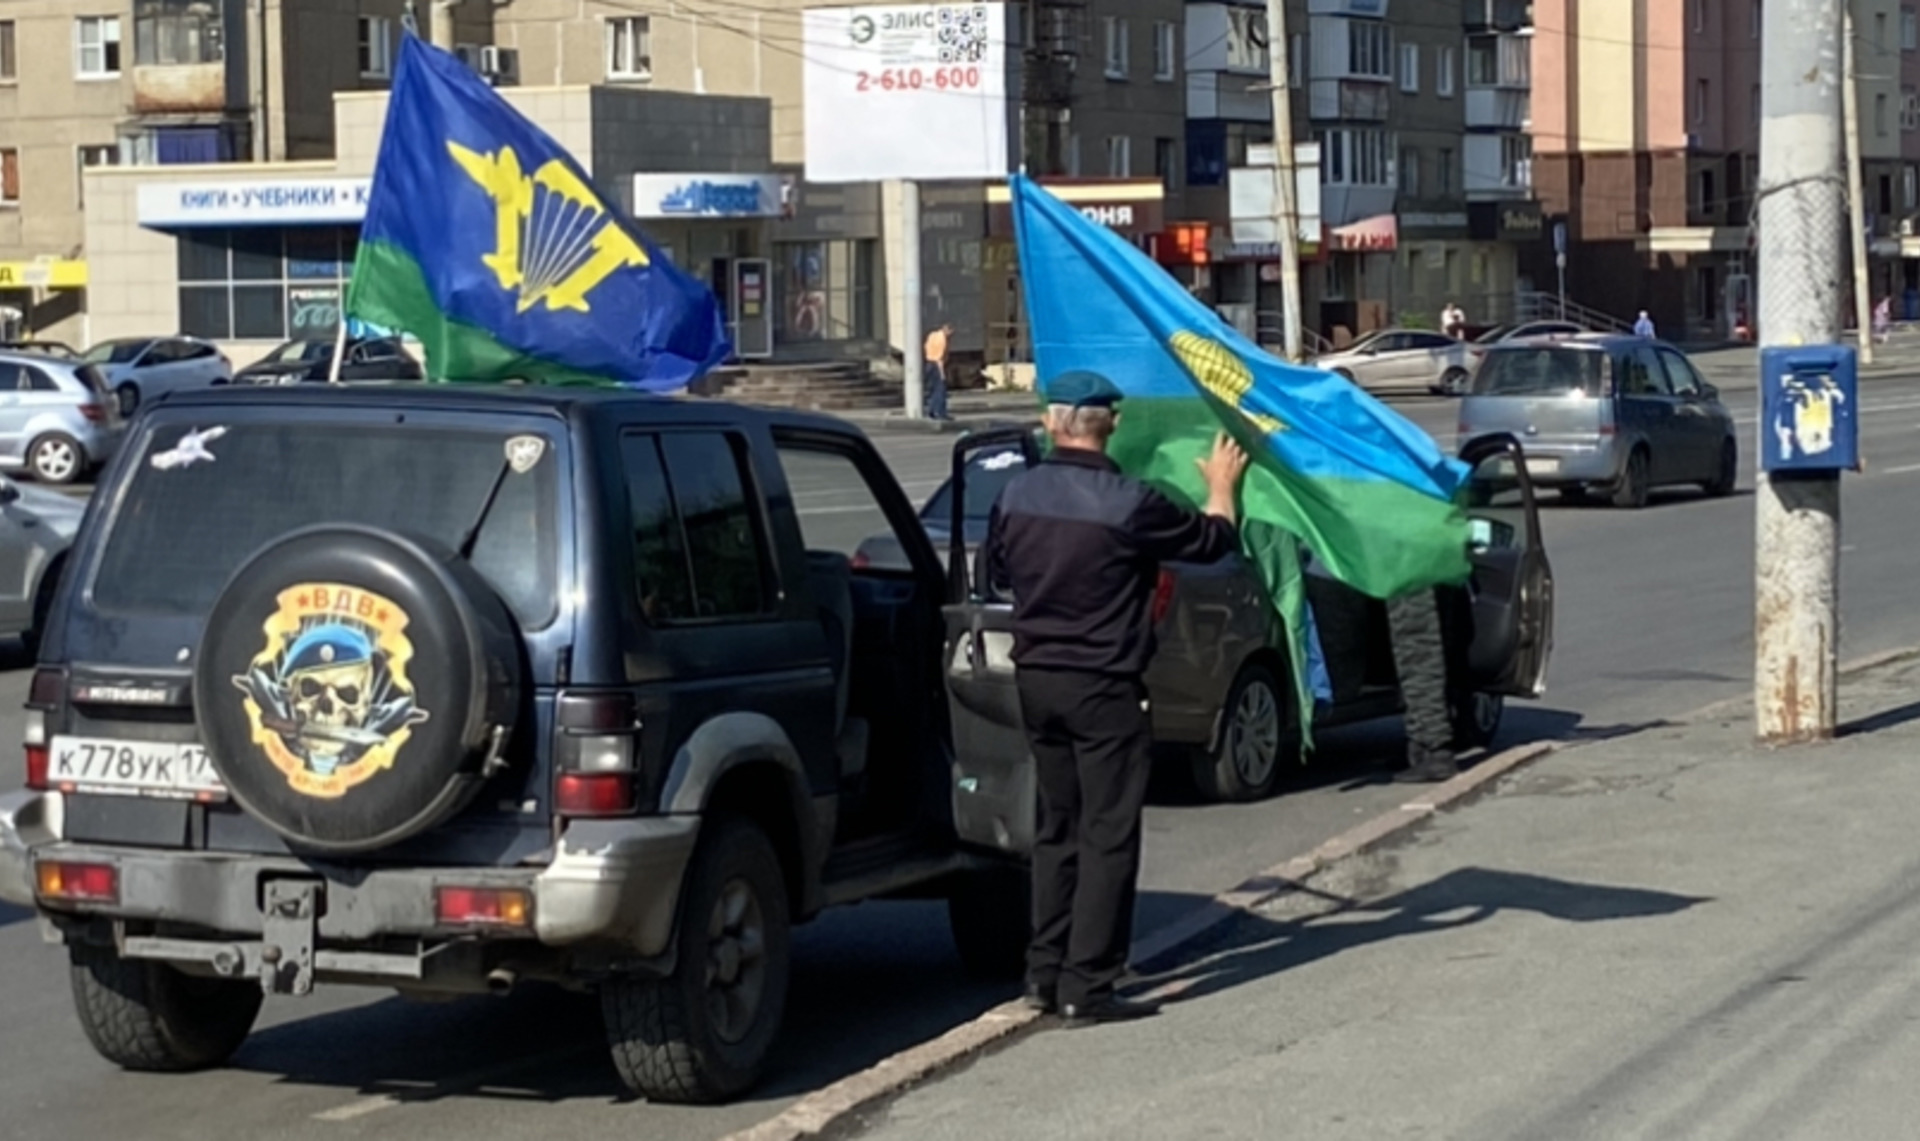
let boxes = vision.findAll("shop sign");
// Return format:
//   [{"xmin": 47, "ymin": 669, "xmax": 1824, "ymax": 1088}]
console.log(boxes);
[
  {"xmin": 1470, "ymin": 199, "xmax": 1545, "ymax": 242},
  {"xmin": 288, "ymin": 286, "xmax": 342, "ymax": 337},
  {"xmin": 631, "ymin": 174, "xmax": 794, "ymax": 219},
  {"xmin": 986, "ymin": 179, "xmax": 1165, "ymax": 238},
  {"xmin": 137, "ymin": 179, "xmax": 373, "ymax": 227},
  {"xmin": 0, "ymin": 260, "xmax": 88, "ymax": 289}
]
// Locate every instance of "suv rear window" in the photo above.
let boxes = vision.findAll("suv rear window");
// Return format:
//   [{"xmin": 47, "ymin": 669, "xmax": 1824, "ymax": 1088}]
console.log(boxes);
[
  {"xmin": 1473, "ymin": 347, "xmax": 1611, "ymax": 397},
  {"xmin": 94, "ymin": 420, "xmax": 562, "ymax": 625}
]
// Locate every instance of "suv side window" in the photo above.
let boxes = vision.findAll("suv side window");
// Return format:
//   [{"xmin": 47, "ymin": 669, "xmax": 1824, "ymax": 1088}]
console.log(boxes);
[
  {"xmin": 621, "ymin": 431, "xmax": 774, "ymax": 623},
  {"xmin": 775, "ymin": 444, "xmax": 906, "ymax": 560},
  {"xmin": 0, "ymin": 363, "xmax": 22, "ymax": 391},
  {"xmin": 21, "ymin": 365, "xmax": 58, "ymax": 392}
]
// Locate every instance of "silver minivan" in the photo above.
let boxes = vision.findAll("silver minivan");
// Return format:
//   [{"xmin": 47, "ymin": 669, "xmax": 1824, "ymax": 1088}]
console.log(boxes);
[{"xmin": 1457, "ymin": 335, "xmax": 1738, "ymax": 509}]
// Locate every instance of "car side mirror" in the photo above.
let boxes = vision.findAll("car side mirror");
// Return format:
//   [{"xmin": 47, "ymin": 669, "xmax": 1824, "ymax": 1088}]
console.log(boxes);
[{"xmin": 1699, "ymin": 383, "xmax": 1718, "ymax": 400}]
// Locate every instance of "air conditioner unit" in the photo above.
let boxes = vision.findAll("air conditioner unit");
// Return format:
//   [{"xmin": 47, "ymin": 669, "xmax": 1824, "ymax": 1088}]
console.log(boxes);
[
  {"xmin": 480, "ymin": 45, "xmax": 520, "ymax": 86},
  {"xmin": 453, "ymin": 43, "xmax": 482, "ymax": 70}
]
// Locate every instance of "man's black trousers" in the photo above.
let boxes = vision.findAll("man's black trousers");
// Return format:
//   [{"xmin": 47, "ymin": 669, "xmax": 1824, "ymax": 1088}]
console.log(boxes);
[{"xmin": 1015, "ymin": 667, "xmax": 1154, "ymax": 1009}]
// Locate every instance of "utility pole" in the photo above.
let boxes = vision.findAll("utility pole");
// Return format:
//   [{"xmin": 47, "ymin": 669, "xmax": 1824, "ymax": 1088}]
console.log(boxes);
[
  {"xmin": 1755, "ymin": 0, "xmax": 1845, "ymax": 744},
  {"xmin": 430, "ymin": 0, "xmax": 459, "ymax": 48},
  {"xmin": 1843, "ymin": 3, "xmax": 1875, "ymax": 364},
  {"xmin": 902, "ymin": 181, "xmax": 926, "ymax": 419},
  {"xmin": 1262, "ymin": 0, "xmax": 1303, "ymax": 362}
]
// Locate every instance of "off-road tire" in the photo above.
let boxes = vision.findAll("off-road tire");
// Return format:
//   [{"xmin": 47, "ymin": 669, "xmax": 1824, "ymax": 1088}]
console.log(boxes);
[
  {"xmin": 68, "ymin": 943, "xmax": 262, "ymax": 1072},
  {"xmin": 1192, "ymin": 662, "xmax": 1291, "ymax": 803},
  {"xmin": 1611, "ymin": 447, "xmax": 1651, "ymax": 510},
  {"xmin": 603, "ymin": 815, "xmax": 791, "ymax": 1104},
  {"xmin": 946, "ymin": 865, "xmax": 1031, "ymax": 980}
]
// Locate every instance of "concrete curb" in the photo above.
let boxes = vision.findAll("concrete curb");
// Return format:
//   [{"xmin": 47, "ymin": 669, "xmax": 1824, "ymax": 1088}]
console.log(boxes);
[{"xmin": 721, "ymin": 644, "xmax": 1920, "ymax": 1141}]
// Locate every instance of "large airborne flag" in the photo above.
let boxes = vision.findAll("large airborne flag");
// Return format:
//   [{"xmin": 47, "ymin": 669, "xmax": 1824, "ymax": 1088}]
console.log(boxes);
[{"xmin": 346, "ymin": 34, "xmax": 730, "ymax": 389}]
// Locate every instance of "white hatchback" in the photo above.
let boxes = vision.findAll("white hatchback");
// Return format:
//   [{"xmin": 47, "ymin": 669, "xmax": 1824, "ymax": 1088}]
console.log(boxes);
[{"xmin": 81, "ymin": 336, "xmax": 233, "ymax": 417}]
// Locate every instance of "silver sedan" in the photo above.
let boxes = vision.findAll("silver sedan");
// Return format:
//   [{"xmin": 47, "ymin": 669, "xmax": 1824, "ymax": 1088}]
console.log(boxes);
[{"xmin": 1313, "ymin": 329, "xmax": 1474, "ymax": 396}]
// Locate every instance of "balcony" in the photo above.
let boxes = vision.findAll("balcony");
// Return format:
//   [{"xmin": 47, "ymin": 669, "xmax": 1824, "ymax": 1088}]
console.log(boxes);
[
  {"xmin": 1464, "ymin": 133, "xmax": 1531, "ymax": 201},
  {"xmin": 1461, "ymin": 0, "xmax": 1532, "ymax": 31},
  {"xmin": 131, "ymin": 0, "xmax": 235, "ymax": 115},
  {"xmin": 1465, "ymin": 88, "xmax": 1529, "ymax": 130},
  {"xmin": 1188, "ymin": 73, "xmax": 1271, "ymax": 121},
  {"xmin": 1309, "ymin": 80, "xmax": 1391, "ymax": 122}
]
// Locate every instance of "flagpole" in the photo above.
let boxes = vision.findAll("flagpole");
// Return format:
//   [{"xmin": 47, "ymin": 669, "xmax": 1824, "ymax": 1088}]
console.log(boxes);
[{"xmin": 327, "ymin": 314, "xmax": 348, "ymax": 384}]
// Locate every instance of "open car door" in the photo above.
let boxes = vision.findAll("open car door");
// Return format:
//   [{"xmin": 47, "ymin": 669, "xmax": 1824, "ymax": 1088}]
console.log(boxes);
[
  {"xmin": 941, "ymin": 426, "xmax": 1043, "ymax": 856},
  {"xmin": 1459, "ymin": 433, "xmax": 1555, "ymax": 697}
]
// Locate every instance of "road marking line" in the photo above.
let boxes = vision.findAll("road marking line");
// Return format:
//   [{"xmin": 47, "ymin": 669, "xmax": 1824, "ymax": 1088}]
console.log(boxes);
[
  {"xmin": 310, "ymin": 1042, "xmax": 597, "ymax": 1123},
  {"xmin": 1880, "ymin": 462, "xmax": 1920, "ymax": 474}
]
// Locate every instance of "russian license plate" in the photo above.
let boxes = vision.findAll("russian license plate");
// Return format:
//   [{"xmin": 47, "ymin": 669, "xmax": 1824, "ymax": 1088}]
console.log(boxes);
[
  {"xmin": 1525, "ymin": 456, "xmax": 1561, "ymax": 476},
  {"xmin": 48, "ymin": 736, "xmax": 226, "ymax": 800}
]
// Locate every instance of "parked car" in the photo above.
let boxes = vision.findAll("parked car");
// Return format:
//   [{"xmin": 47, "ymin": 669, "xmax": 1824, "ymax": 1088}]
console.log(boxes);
[
  {"xmin": 0, "ymin": 384, "xmax": 1058, "ymax": 1106},
  {"xmin": 0, "ymin": 340, "xmax": 80, "ymax": 360},
  {"xmin": 0, "ymin": 349, "xmax": 123, "ymax": 484},
  {"xmin": 232, "ymin": 336, "xmax": 425, "ymax": 385},
  {"xmin": 1457, "ymin": 334, "xmax": 1739, "ymax": 509},
  {"xmin": 0, "ymin": 472, "xmax": 82, "ymax": 653},
  {"xmin": 1467, "ymin": 321, "xmax": 1586, "ymax": 367},
  {"xmin": 1314, "ymin": 329, "xmax": 1474, "ymax": 396},
  {"xmin": 80, "ymin": 336, "xmax": 232, "ymax": 416},
  {"xmin": 857, "ymin": 426, "xmax": 1556, "ymax": 802}
]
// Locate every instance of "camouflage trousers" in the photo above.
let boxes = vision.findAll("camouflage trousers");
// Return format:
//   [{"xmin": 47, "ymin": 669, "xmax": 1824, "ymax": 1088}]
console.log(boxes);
[{"xmin": 1386, "ymin": 588, "xmax": 1453, "ymax": 757}]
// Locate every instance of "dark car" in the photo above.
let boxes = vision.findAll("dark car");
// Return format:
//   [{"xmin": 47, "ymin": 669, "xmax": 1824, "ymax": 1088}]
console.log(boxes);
[
  {"xmin": 861, "ymin": 427, "xmax": 1557, "ymax": 802},
  {"xmin": 1458, "ymin": 334, "xmax": 1739, "ymax": 508},
  {"xmin": 0, "ymin": 385, "xmax": 1051, "ymax": 1104},
  {"xmin": 232, "ymin": 336, "xmax": 425, "ymax": 384}
]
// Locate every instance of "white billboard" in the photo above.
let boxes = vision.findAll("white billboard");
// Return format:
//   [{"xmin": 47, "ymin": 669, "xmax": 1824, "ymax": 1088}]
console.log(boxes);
[
  {"xmin": 803, "ymin": 3, "xmax": 1010, "ymax": 182},
  {"xmin": 1230, "ymin": 143, "xmax": 1323, "ymax": 245}
]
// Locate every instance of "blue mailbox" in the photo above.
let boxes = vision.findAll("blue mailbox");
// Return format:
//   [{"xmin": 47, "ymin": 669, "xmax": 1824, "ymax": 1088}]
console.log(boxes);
[{"xmin": 1759, "ymin": 346, "xmax": 1859, "ymax": 473}]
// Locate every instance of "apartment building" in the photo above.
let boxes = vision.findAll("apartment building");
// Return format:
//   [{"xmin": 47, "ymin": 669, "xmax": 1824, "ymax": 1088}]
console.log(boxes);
[{"xmin": 0, "ymin": 0, "xmax": 491, "ymax": 343}]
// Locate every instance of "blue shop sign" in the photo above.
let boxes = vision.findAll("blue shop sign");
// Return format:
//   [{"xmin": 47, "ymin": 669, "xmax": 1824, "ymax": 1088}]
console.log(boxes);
[{"xmin": 632, "ymin": 173, "xmax": 792, "ymax": 220}]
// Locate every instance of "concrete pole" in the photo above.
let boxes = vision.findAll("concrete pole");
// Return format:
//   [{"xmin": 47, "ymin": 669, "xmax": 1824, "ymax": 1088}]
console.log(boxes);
[
  {"xmin": 1262, "ymin": 0, "xmax": 1303, "ymax": 362},
  {"xmin": 902, "ymin": 181, "xmax": 926, "ymax": 419},
  {"xmin": 1755, "ymin": 0, "xmax": 1845, "ymax": 744},
  {"xmin": 1843, "ymin": 4, "xmax": 1875, "ymax": 363},
  {"xmin": 430, "ymin": 0, "xmax": 458, "ymax": 48}
]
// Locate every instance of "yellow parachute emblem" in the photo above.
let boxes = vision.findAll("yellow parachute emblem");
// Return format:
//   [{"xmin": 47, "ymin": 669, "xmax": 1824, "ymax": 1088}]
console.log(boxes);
[
  {"xmin": 1168, "ymin": 331, "xmax": 1287, "ymax": 436},
  {"xmin": 448, "ymin": 142, "xmax": 649, "ymax": 314}
]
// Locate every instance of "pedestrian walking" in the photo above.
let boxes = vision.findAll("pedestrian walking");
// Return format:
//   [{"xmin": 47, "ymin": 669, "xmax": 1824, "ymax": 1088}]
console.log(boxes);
[
  {"xmin": 1873, "ymin": 295, "xmax": 1892, "ymax": 344},
  {"xmin": 1633, "ymin": 310, "xmax": 1656, "ymax": 338},
  {"xmin": 1442, "ymin": 302, "xmax": 1466, "ymax": 340},
  {"xmin": 923, "ymin": 322, "xmax": 952, "ymax": 421},
  {"xmin": 985, "ymin": 370, "xmax": 1249, "ymax": 1025}
]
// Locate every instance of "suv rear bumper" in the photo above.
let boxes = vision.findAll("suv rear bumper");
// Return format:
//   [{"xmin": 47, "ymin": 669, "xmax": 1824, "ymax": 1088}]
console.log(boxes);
[{"xmin": 0, "ymin": 790, "xmax": 699, "ymax": 959}]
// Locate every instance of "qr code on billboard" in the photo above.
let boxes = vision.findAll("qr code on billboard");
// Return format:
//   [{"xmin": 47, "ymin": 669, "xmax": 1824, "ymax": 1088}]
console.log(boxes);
[{"xmin": 935, "ymin": 6, "xmax": 992, "ymax": 63}]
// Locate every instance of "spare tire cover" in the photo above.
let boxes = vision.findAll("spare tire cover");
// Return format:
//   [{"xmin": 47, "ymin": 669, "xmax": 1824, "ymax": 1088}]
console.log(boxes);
[{"xmin": 193, "ymin": 524, "xmax": 523, "ymax": 853}]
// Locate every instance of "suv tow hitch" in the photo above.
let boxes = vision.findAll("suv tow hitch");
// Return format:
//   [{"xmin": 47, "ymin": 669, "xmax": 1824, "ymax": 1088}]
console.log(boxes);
[{"xmin": 260, "ymin": 879, "xmax": 322, "ymax": 996}]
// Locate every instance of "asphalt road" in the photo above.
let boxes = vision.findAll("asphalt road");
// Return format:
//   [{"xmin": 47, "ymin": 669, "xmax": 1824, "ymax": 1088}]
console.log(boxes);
[{"xmin": 6, "ymin": 376, "xmax": 1920, "ymax": 1140}]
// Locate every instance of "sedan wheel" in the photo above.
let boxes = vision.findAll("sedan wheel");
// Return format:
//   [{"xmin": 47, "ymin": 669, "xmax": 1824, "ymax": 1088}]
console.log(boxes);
[
  {"xmin": 1439, "ymin": 367, "xmax": 1469, "ymax": 395},
  {"xmin": 1703, "ymin": 440, "xmax": 1737, "ymax": 497},
  {"xmin": 28, "ymin": 434, "xmax": 83, "ymax": 485},
  {"xmin": 1611, "ymin": 448, "xmax": 1650, "ymax": 510},
  {"xmin": 1193, "ymin": 663, "xmax": 1290, "ymax": 803}
]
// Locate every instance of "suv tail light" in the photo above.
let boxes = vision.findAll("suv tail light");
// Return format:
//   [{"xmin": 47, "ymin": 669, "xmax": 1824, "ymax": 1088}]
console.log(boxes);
[
  {"xmin": 1150, "ymin": 569, "xmax": 1177, "ymax": 626},
  {"xmin": 24, "ymin": 668, "xmax": 62, "ymax": 791},
  {"xmin": 553, "ymin": 692, "xmax": 640, "ymax": 818},
  {"xmin": 37, "ymin": 860, "xmax": 117, "ymax": 904},
  {"xmin": 78, "ymin": 402, "xmax": 106, "ymax": 424},
  {"xmin": 435, "ymin": 886, "xmax": 530, "ymax": 928}
]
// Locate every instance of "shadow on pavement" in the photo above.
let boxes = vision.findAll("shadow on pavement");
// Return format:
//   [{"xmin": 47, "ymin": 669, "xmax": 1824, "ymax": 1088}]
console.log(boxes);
[
  {"xmin": 227, "ymin": 891, "xmax": 1213, "ymax": 1107},
  {"xmin": 1136, "ymin": 866, "xmax": 1709, "ymax": 1003},
  {"xmin": 1840, "ymin": 700, "xmax": 1920, "ymax": 738},
  {"xmin": 0, "ymin": 901, "xmax": 30, "ymax": 928}
]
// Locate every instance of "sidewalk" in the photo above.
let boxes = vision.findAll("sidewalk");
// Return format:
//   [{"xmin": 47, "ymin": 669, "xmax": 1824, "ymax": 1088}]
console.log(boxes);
[
  {"xmin": 1692, "ymin": 330, "xmax": 1920, "ymax": 390},
  {"xmin": 850, "ymin": 654, "xmax": 1920, "ymax": 1141}
]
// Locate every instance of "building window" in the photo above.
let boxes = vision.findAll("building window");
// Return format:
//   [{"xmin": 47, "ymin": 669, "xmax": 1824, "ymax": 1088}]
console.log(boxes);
[
  {"xmin": 1066, "ymin": 132, "xmax": 1081, "ymax": 176},
  {"xmin": 1692, "ymin": 0, "xmax": 1707, "ymax": 33},
  {"xmin": 177, "ymin": 226, "xmax": 360, "ymax": 341},
  {"xmin": 1317, "ymin": 128, "xmax": 1393, "ymax": 186},
  {"xmin": 1906, "ymin": 7, "xmax": 1918, "ymax": 51},
  {"xmin": 1104, "ymin": 16, "xmax": 1129, "ymax": 79},
  {"xmin": 1106, "ymin": 134, "xmax": 1132, "ymax": 176},
  {"xmin": 1693, "ymin": 78, "xmax": 1709, "ymax": 125},
  {"xmin": 1752, "ymin": 0, "xmax": 1762, "ymax": 39},
  {"xmin": 75, "ymin": 16, "xmax": 123, "ymax": 78},
  {"xmin": 1501, "ymin": 134, "xmax": 1532, "ymax": 189},
  {"xmin": 1905, "ymin": 163, "xmax": 1918, "ymax": 211},
  {"xmin": 1347, "ymin": 20, "xmax": 1391, "ymax": 80},
  {"xmin": 1877, "ymin": 12, "xmax": 1890, "ymax": 49},
  {"xmin": 1695, "ymin": 169, "xmax": 1716, "ymax": 214},
  {"xmin": 0, "ymin": 149, "xmax": 18, "ymax": 206},
  {"xmin": 1289, "ymin": 33, "xmax": 1303, "ymax": 88},
  {"xmin": 1224, "ymin": 9, "xmax": 1267, "ymax": 72},
  {"xmin": 1436, "ymin": 45, "xmax": 1455, "ymax": 97},
  {"xmin": 1153, "ymin": 21, "xmax": 1175, "ymax": 81},
  {"xmin": 1904, "ymin": 87, "xmax": 1920, "ymax": 131},
  {"xmin": 606, "ymin": 16, "xmax": 651, "ymax": 80},
  {"xmin": 1438, "ymin": 147, "xmax": 1455, "ymax": 195},
  {"xmin": 773, "ymin": 239, "xmax": 874, "ymax": 345},
  {"xmin": 1154, "ymin": 137, "xmax": 1177, "ymax": 191},
  {"xmin": 76, "ymin": 144, "xmax": 118, "ymax": 207},
  {"xmin": 358, "ymin": 16, "xmax": 392, "ymax": 79},
  {"xmin": 1399, "ymin": 43, "xmax": 1418, "ymax": 93},
  {"xmin": 1399, "ymin": 146, "xmax": 1421, "ymax": 196},
  {"xmin": 134, "ymin": 0, "xmax": 225, "ymax": 67},
  {"xmin": 1466, "ymin": 35, "xmax": 1497, "ymax": 86},
  {"xmin": 0, "ymin": 21, "xmax": 15, "ymax": 82},
  {"xmin": 1878, "ymin": 91, "xmax": 1891, "ymax": 136}
]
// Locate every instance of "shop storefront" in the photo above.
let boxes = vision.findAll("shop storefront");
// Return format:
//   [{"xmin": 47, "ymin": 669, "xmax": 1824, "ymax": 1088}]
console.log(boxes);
[
  {"xmin": 629, "ymin": 173, "xmax": 794, "ymax": 357},
  {"xmin": 0, "ymin": 259, "xmax": 90, "ymax": 343},
  {"xmin": 770, "ymin": 180, "xmax": 883, "ymax": 352}
]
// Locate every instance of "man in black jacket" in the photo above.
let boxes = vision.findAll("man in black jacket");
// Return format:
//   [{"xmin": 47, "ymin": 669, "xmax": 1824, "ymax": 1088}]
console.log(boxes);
[{"xmin": 985, "ymin": 369, "xmax": 1248, "ymax": 1025}]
